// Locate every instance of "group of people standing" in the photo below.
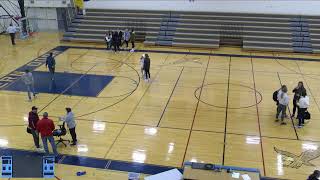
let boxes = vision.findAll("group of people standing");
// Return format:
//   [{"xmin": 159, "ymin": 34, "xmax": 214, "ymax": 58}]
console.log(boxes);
[
  {"xmin": 28, "ymin": 106, "xmax": 77, "ymax": 157},
  {"xmin": 274, "ymin": 81, "xmax": 310, "ymax": 128},
  {"xmin": 105, "ymin": 29, "xmax": 136, "ymax": 52}
]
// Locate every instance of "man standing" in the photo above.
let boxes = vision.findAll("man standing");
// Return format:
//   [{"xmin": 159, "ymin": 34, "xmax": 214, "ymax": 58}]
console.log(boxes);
[
  {"xmin": 28, "ymin": 106, "xmax": 40, "ymax": 149},
  {"xmin": 6, "ymin": 23, "xmax": 17, "ymax": 45},
  {"xmin": 46, "ymin": 53, "xmax": 56, "ymax": 80},
  {"xmin": 21, "ymin": 69, "xmax": 36, "ymax": 101},
  {"xmin": 60, "ymin": 107, "xmax": 77, "ymax": 145},
  {"xmin": 37, "ymin": 112, "xmax": 58, "ymax": 156}
]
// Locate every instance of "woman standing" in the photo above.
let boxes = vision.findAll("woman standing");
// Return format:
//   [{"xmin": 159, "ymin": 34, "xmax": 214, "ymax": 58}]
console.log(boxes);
[
  {"xmin": 291, "ymin": 81, "xmax": 306, "ymax": 118},
  {"xmin": 297, "ymin": 90, "xmax": 309, "ymax": 128},
  {"xmin": 143, "ymin": 54, "xmax": 151, "ymax": 81},
  {"xmin": 140, "ymin": 54, "xmax": 145, "ymax": 77},
  {"xmin": 276, "ymin": 85, "xmax": 289, "ymax": 125}
]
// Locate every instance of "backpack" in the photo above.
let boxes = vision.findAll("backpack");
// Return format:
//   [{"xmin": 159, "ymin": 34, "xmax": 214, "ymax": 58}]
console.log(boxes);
[
  {"xmin": 304, "ymin": 111, "xmax": 311, "ymax": 120},
  {"xmin": 273, "ymin": 90, "xmax": 278, "ymax": 102}
]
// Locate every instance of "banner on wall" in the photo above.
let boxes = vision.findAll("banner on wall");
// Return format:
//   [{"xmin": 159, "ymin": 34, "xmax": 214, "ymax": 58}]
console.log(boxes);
[{"xmin": 74, "ymin": 0, "xmax": 84, "ymax": 9}]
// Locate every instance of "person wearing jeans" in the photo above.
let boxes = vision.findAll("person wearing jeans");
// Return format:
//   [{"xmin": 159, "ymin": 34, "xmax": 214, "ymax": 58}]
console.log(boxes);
[
  {"xmin": 37, "ymin": 112, "xmax": 58, "ymax": 156},
  {"xmin": 276, "ymin": 85, "xmax": 289, "ymax": 125},
  {"xmin": 28, "ymin": 106, "xmax": 40, "ymax": 149},
  {"xmin": 297, "ymin": 90, "xmax": 309, "ymax": 128},
  {"xmin": 60, "ymin": 107, "xmax": 77, "ymax": 145},
  {"xmin": 46, "ymin": 53, "xmax": 56, "ymax": 81},
  {"xmin": 21, "ymin": 69, "xmax": 36, "ymax": 101}
]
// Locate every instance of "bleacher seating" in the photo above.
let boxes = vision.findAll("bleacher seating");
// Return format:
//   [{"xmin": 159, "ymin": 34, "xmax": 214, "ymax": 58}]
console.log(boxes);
[{"xmin": 62, "ymin": 9, "xmax": 320, "ymax": 53}]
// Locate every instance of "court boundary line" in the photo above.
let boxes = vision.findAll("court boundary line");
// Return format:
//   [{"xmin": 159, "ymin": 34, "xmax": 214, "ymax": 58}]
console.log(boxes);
[
  {"xmin": 61, "ymin": 45, "xmax": 320, "ymax": 62},
  {"xmin": 250, "ymin": 56, "xmax": 266, "ymax": 176},
  {"xmin": 157, "ymin": 66, "xmax": 184, "ymax": 127},
  {"xmin": 181, "ymin": 54, "xmax": 210, "ymax": 166},
  {"xmin": 222, "ymin": 56, "xmax": 231, "ymax": 165}
]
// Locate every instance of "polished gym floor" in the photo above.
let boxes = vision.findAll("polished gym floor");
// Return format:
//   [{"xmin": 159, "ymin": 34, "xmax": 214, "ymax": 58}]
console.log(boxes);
[{"xmin": 1, "ymin": 32, "xmax": 320, "ymax": 179}]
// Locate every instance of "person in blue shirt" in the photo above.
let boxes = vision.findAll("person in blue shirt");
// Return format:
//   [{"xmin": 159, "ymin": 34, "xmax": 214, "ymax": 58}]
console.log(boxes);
[{"xmin": 46, "ymin": 53, "xmax": 56, "ymax": 80}]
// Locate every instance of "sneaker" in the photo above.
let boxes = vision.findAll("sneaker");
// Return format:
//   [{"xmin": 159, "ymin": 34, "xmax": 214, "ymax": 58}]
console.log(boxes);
[
  {"xmin": 36, "ymin": 148, "xmax": 44, "ymax": 152},
  {"xmin": 275, "ymin": 119, "xmax": 279, "ymax": 122},
  {"xmin": 280, "ymin": 122, "xmax": 287, "ymax": 125}
]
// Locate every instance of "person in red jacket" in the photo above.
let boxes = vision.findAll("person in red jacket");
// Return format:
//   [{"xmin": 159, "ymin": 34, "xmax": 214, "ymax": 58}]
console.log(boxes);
[
  {"xmin": 36, "ymin": 112, "xmax": 58, "ymax": 156},
  {"xmin": 28, "ymin": 106, "xmax": 40, "ymax": 149}
]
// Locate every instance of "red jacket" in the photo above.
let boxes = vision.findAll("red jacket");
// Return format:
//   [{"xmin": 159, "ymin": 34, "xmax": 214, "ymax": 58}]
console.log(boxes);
[
  {"xmin": 36, "ymin": 118, "xmax": 55, "ymax": 137},
  {"xmin": 28, "ymin": 111, "xmax": 39, "ymax": 130}
]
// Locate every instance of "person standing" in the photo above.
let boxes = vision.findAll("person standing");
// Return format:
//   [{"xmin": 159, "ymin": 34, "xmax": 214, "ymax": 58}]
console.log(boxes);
[
  {"xmin": 297, "ymin": 90, "xmax": 309, "ymax": 128},
  {"xmin": 276, "ymin": 85, "xmax": 289, "ymax": 125},
  {"xmin": 124, "ymin": 29, "xmax": 131, "ymax": 48},
  {"xmin": 105, "ymin": 32, "xmax": 112, "ymax": 50},
  {"xmin": 143, "ymin": 54, "xmax": 151, "ymax": 81},
  {"xmin": 46, "ymin": 53, "xmax": 56, "ymax": 80},
  {"xmin": 21, "ymin": 69, "xmax": 36, "ymax": 101},
  {"xmin": 28, "ymin": 106, "xmax": 40, "ymax": 149},
  {"xmin": 6, "ymin": 23, "xmax": 17, "ymax": 45},
  {"xmin": 130, "ymin": 29, "xmax": 136, "ymax": 51},
  {"xmin": 59, "ymin": 107, "xmax": 77, "ymax": 145},
  {"xmin": 119, "ymin": 30, "xmax": 123, "ymax": 48},
  {"xmin": 140, "ymin": 54, "xmax": 145, "ymax": 77},
  {"xmin": 291, "ymin": 81, "xmax": 306, "ymax": 118},
  {"xmin": 112, "ymin": 31, "xmax": 119, "ymax": 53},
  {"xmin": 37, "ymin": 112, "xmax": 58, "ymax": 156}
]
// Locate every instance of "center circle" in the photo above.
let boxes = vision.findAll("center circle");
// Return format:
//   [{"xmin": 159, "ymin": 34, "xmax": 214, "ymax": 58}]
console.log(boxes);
[{"xmin": 194, "ymin": 83, "xmax": 263, "ymax": 109}]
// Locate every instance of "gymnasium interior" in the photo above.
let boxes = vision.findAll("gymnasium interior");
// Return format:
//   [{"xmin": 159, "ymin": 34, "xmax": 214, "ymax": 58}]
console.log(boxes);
[{"xmin": 1, "ymin": 0, "xmax": 320, "ymax": 179}]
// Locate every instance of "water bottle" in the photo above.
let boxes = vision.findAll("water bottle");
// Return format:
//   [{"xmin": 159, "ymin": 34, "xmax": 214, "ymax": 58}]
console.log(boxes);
[{"xmin": 76, "ymin": 171, "xmax": 86, "ymax": 176}]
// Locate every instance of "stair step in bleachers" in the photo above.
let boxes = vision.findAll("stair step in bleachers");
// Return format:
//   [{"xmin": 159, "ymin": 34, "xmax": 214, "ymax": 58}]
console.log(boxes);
[
  {"xmin": 62, "ymin": 9, "xmax": 320, "ymax": 53},
  {"xmin": 290, "ymin": 17, "xmax": 313, "ymax": 53}
]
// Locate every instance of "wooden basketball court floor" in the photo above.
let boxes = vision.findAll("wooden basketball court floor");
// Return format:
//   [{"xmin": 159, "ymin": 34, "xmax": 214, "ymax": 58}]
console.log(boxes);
[{"xmin": 1, "ymin": 33, "xmax": 320, "ymax": 179}]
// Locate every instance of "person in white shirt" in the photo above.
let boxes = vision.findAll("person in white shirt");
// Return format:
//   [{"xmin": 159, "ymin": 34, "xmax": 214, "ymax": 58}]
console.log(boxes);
[
  {"xmin": 60, "ymin": 107, "xmax": 77, "ymax": 145},
  {"xmin": 297, "ymin": 90, "xmax": 309, "ymax": 128},
  {"xmin": 21, "ymin": 69, "xmax": 36, "ymax": 101},
  {"xmin": 6, "ymin": 23, "xmax": 17, "ymax": 45},
  {"xmin": 276, "ymin": 85, "xmax": 289, "ymax": 125},
  {"xmin": 105, "ymin": 32, "xmax": 112, "ymax": 50},
  {"xmin": 140, "ymin": 54, "xmax": 145, "ymax": 77}
]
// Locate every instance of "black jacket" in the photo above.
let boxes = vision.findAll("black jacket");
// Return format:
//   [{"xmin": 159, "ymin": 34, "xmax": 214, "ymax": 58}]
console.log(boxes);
[{"xmin": 144, "ymin": 57, "xmax": 150, "ymax": 70}]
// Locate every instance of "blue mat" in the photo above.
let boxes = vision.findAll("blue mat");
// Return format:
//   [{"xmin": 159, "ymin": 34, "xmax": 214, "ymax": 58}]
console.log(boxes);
[{"xmin": 4, "ymin": 71, "xmax": 114, "ymax": 97}]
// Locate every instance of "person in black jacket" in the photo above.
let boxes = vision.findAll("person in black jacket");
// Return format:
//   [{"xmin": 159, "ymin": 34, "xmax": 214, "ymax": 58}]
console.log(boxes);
[
  {"xmin": 143, "ymin": 54, "xmax": 151, "ymax": 81},
  {"xmin": 119, "ymin": 30, "xmax": 123, "ymax": 48},
  {"xmin": 112, "ymin": 31, "xmax": 119, "ymax": 52},
  {"xmin": 291, "ymin": 81, "xmax": 306, "ymax": 118},
  {"xmin": 308, "ymin": 170, "xmax": 320, "ymax": 180}
]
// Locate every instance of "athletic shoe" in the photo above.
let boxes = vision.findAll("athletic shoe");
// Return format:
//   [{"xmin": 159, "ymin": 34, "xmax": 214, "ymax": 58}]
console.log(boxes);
[
  {"xmin": 280, "ymin": 122, "xmax": 286, "ymax": 125},
  {"xmin": 275, "ymin": 119, "xmax": 279, "ymax": 122},
  {"xmin": 36, "ymin": 148, "xmax": 44, "ymax": 152}
]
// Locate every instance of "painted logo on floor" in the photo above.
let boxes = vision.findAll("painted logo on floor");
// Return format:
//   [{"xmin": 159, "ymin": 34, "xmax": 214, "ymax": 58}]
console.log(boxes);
[{"xmin": 274, "ymin": 147, "xmax": 320, "ymax": 168}]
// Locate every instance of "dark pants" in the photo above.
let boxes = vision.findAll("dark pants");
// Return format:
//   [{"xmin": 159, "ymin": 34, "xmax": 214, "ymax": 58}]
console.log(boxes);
[
  {"xmin": 145, "ymin": 69, "xmax": 150, "ymax": 79},
  {"xmin": 10, "ymin": 33, "xmax": 15, "ymax": 45},
  {"xmin": 49, "ymin": 67, "xmax": 55, "ymax": 80},
  {"xmin": 69, "ymin": 127, "xmax": 77, "ymax": 143},
  {"xmin": 131, "ymin": 41, "xmax": 135, "ymax": 49},
  {"xmin": 292, "ymin": 99, "xmax": 298, "ymax": 117},
  {"xmin": 30, "ymin": 128, "xmax": 40, "ymax": 148},
  {"xmin": 113, "ymin": 44, "xmax": 118, "ymax": 52},
  {"xmin": 298, "ymin": 108, "xmax": 307, "ymax": 126},
  {"xmin": 125, "ymin": 40, "xmax": 129, "ymax": 47},
  {"xmin": 276, "ymin": 104, "xmax": 287, "ymax": 121}
]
